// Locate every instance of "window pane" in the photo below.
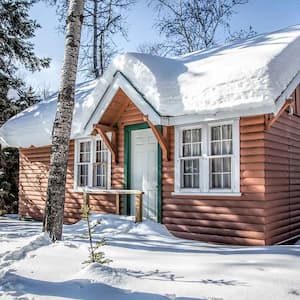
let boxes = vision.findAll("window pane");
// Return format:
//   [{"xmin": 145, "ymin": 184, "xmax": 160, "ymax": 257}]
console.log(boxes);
[
  {"xmin": 211, "ymin": 141, "xmax": 221, "ymax": 155},
  {"xmin": 222, "ymin": 125, "xmax": 232, "ymax": 140},
  {"xmin": 193, "ymin": 159, "xmax": 199, "ymax": 173},
  {"xmin": 183, "ymin": 144, "xmax": 191, "ymax": 157},
  {"xmin": 79, "ymin": 142, "xmax": 91, "ymax": 163},
  {"xmin": 222, "ymin": 141, "xmax": 232, "ymax": 154},
  {"xmin": 223, "ymin": 174, "xmax": 231, "ymax": 189},
  {"xmin": 181, "ymin": 159, "xmax": 200, "ymax": 189},
  {"xmin": 192, "ymin": 143, "xmax": 201, "ymax": 156},
  {"xmin": 211, "ymin": 157, "xmax": 222, "ymax": 173},
  {"xmin": 94, "ymin": 140, "xmax": 108, "ymax": 188},
  {"xmin": 184, "ymin": 160, "xmax": 193, "ymax": 173},
  {"xmin": 183, "ymin": 175, "xmax": 192, "ymax": 188},
  {"xmin": 192, "ymin": 129, "xmax": 201, "ymax": 142},
  {"xmin": 211, "ymin": 126, "xmax": 221, "ymax": 140},
  {"xmin": 193, "ymin": 174, "xmax": 199, "ymax": 188},
  {"xmin": 211, "ymin": 174, "xmax": 222, "ymax": 189},
  {"xmin": 78, "ymin": 164, "xmax": 88, "ymax": 186},
  {"xmin": 223, "ymin": 157, "xmax": 231, "ymax": 172},
  {"xmin": 94, "ymin": 165, "xmax": 106, "ymax": 187},
  {"xmin": 182, "ymin": 128, "xmax": 202, "ymax": 157},
  {"xmin": 210, "ymin": 157, "xmax": 232, "ymax": 189},
  {"xmin": 183, "ymin": 130, "xmax": 191, "ymax": 143}
]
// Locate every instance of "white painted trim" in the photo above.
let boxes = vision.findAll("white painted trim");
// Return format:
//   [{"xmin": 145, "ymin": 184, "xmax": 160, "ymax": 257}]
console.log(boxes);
[
  {"xmin": 83, "ymin": 69, "xmax": 300, "ymax": 131},
  {"xmin": 167, "ymin": 105, "xmax": 274, "ymax": 126},
  {"xmin": 274, "ymin": 70, "xmax": 300, "ymax": 115},
  {"xmin": 84, "ymin": 72, "xmax": 162, "ymax": 133},
  {"xmin": 74, "ymin": 135, "xmax": 112, "ymax": 191},
  {"xmin": 174, "ymin": 118, "xmax": 240, "ymax": 194},
  {"xmin": 171, "ymin": 192, "xmax": 242, "ymax": 197}
]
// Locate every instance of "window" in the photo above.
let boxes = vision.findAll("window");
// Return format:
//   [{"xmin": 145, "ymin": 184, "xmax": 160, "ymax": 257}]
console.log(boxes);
[
  {"xmin": 78, "ymin": 141, "xmax": 91, "ymax": 187},
  {"xmin": 175, "ymin": 120, "xmax": 239, "ymax": 194},
  {"xmin": 94, "ymin": 140, "xmax": 108, "ymax": 188},
  {"xmin": 180, "ymin": 128, "xmax": 201, "ymax": 189},
  {"xmin": 74, "ymin": 137, "xmax": 111, "ymax": 190},
  {"xmin": 209, "ymin": 124, "xmax": 233, "ymax": 190}
]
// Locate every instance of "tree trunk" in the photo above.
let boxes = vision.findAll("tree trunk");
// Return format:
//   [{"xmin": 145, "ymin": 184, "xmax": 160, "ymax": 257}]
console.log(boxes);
[
  {"xmin": 99, "ymin": 33, "xmax": 104, "ymax": 77},
  {"xmin": 43, "ymin": 0, "xmax": 85, "ymax": 241},
  {"xmin": 92, "ymin": 0, "xmax": 99, "ymax": 78}
]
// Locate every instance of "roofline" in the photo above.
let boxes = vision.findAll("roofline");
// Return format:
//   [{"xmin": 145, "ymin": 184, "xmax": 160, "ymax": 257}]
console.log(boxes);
[
  {"xmin": 273, "ymin": 69, "xmax": 300, "ymax": 114},
  {"xmin": 84, "ymin": 71, "xmax": 163, "ymax": 132},
  {"xmin": 166, "ymin": 104, "xmax": 276, "ymax": 126}
]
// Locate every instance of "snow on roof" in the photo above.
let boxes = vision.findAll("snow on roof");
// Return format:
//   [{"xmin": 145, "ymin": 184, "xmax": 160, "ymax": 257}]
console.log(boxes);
[{"xmin": 2, "ymin": 25, "xmax": 300, "ymax": 148}]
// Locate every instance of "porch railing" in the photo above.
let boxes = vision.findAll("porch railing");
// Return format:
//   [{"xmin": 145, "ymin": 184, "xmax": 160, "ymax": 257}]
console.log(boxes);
[{"xmin": 83, "ymin": 188, "xmax": 144, "ymax": 223}]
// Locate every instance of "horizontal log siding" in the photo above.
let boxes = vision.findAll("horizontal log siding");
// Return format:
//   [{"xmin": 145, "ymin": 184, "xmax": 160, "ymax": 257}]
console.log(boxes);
[
  {"xmin": 20, "ymin": 87, "xmax": 300, "ymax": 245},
  {"xmin": 162, "ymin": 116, "xmax": 266, "ymax": 246},
  {"xmin": 19, "ymin": 141, "xmax": 115, "ymax": 224},
  {"xmin": 265, "ymin": 110, "xmax": 300, "ymax": 245},
  {"xmin": 18, "ymin": 89, "xmax": 145, "ymax": 224}
]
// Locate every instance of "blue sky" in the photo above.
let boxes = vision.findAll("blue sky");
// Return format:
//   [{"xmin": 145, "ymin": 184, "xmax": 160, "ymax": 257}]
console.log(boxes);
[{"xmin": 27, "ymin": 0, "xmax": 300, "ymax": 92}]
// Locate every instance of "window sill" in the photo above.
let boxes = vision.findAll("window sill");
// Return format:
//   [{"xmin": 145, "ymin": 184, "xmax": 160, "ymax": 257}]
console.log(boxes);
[
  {"xmin": 72, "ymin": 187, "xmax": 109, "ymax": 193},
  {"xmin": 171, "ymin": 192, "xmax": 242, "ymax": 197}
]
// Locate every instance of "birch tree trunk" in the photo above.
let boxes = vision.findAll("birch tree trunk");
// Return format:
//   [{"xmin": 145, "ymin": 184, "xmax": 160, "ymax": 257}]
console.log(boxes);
[{"xmin": 43, "ymin": 0, "xmax": 85, "ymax": 241}]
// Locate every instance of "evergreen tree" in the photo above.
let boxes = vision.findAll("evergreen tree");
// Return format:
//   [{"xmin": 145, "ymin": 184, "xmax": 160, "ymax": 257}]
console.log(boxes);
[
  {"xmin": 0, "ymin": 0, "xmax": 49, "ymax": 214},
  {"xmin": 0, "ymin": 0, "xmax": 50, "ymax": 106},
  {"xmin": 0, "ymin": 147, "xmax": 19, "ymax": 215},
  {"xmin": 81, "ymin": 197, "xmax": 111, "ymax": 265}
]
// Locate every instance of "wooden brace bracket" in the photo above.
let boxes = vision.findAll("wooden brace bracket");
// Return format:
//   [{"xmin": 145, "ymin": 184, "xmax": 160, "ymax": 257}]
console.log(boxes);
[
  {"xmin": 143, "ymin": 115, "xmax": 169, "ymax": 161},
  {"xmin": 265, "ymin": 99, "xmax": 294, "ymax": 130},
  {"xmin": 93, "ymin": 124, "xmax": 118, "ymax": 163}
]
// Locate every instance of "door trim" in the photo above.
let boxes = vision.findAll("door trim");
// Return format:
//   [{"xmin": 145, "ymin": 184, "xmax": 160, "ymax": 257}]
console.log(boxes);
[{"xmin": 124, "ymin": 122, "xmax": 162, "ymax": 223}]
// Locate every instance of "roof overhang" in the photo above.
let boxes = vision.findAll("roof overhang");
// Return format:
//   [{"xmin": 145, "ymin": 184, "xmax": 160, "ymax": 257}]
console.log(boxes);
[
  {"xmin": 83, "ymin": 70, "xmax": 289, "ymax": 131},
  {"xmin": 84, "ymin": 71, "xmax": 164, "ymax": 133}
]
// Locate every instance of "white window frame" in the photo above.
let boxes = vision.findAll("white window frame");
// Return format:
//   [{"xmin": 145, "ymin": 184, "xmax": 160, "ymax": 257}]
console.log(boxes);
[
  {"xmin": 74, "ymin": 135, "xmax": 111, "ymax": 192},
  {"xmin": 173, "ymin": 119, "xmax": 240, "ymax": 196}
]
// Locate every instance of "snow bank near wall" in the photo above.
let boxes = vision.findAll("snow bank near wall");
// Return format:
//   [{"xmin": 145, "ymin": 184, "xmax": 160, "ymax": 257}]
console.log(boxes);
[{"xmin": 2, "ymin": 25, "xmax": 300, "ymax": 148}]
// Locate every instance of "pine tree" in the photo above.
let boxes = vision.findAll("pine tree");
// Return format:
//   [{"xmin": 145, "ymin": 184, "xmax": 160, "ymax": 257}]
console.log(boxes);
[
  {"xmin": 0, "ymin": 0, "xmax": 50, "ymax": 108},
  {"xmin": 81, "ymin": 197, "xmax": 112, "ymax": 265},
  {"xmin": 0, "ymin": 147, "xmax": 19, "ymax": 215},
  {"xmin": 0, "ymin": 1, "xmax": 49, "ymax": 215}
]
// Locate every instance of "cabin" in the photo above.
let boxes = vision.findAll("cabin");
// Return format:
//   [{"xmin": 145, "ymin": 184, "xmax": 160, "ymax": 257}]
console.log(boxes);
[{"xmin": 1, "ymin": 25, "xmax": 300, "ymax": 246}]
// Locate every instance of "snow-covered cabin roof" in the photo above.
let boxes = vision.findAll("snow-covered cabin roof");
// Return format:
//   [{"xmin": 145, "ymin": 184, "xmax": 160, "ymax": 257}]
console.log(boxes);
[{"xmin": 2, "ymin": 25, "xmax": 300, "ymax": 148}]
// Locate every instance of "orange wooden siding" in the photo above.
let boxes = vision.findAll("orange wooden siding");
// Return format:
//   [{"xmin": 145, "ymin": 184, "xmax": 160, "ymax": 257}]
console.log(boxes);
[
  {"xmin": 18, "ymin": 88, "xmax": 300, "ymax": 246},
  {"xmin": 19, "ymin": 142, "xmax": 115, "ymax": 224},
  {"xmin": 161, "ymin": 116, "xmax": 266, "ymax": 246},
  {"xmin": 19, "ymin": 89, "xmax": 145, "ymax": 224},
  {"xmin": 264, "ymin": 109, "xmax": 300, "ymax": 244}
]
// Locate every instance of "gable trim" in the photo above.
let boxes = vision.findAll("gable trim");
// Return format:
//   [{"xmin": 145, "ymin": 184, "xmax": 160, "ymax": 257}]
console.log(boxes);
[
  {"xmin": 84, "ymin": 71, "xmax": 163, "ymax": 132},
  {"xmin": 274, "ymin": 69, "xmax": 300, "ymax": 115}
]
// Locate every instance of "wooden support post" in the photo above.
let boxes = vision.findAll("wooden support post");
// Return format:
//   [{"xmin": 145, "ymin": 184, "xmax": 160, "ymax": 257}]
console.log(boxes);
[
  {"xmin": 115, "ymin": 194, "xmax": 121, "ymax": 215},
  {"xmin": 135, "ymin": 193, "xmax": 143, "ymax": 223},
  {"xmin": 265, "ymin": 99, "xmax": 293, "ymax": 130},
  {"xmin": 83, "ymin": 192, "xmax": 90, "ymax": 206},
  {"xmin": 143, "ymin": 115, "xmax": 169, "ymax": 161}
]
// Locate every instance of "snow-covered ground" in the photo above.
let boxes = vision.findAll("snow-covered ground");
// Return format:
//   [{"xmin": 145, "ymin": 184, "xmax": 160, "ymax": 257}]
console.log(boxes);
[{"xmin": 0, "ymin": 214, "xmax": 299, "ymax": 300}]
